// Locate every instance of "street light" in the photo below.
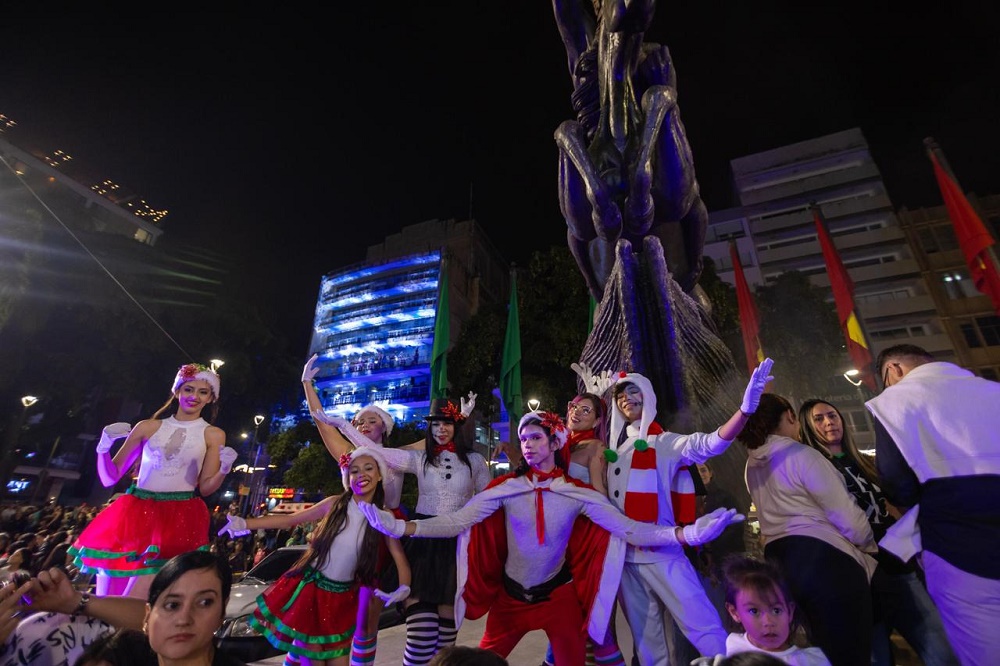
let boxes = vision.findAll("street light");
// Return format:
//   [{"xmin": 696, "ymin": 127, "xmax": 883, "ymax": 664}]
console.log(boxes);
[
  {"xmin": 527, "ymin": 398, "xmax": 540, "ymax": 412},
  {"xmin": 842, "ymin": 369, "xmax": 863, "ymax": 387},
  {"xmin": 21, "ymin": 396, "xmax": 38, "ymax": 408},
  {"xmin": 842, "ymin": 369, "xmax": 874, "ymax": 431},
  {"xmin": 209, "ymin": 359, "xmax": 225, "ymax": 373}
]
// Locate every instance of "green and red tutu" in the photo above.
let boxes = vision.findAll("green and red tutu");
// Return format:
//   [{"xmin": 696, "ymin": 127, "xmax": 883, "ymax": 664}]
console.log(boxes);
[{"xmin": 69, "ymin": 485, "xmax": 209, "ymax": 577}]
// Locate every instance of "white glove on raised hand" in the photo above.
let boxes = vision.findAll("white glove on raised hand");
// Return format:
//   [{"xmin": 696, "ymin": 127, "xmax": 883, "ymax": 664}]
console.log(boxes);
[
  {"xmin": 302, "ymin": 354, "xmax": 320, "ymax": 383},
  {"xmin": 218, "ymin": 447, "xmax": 238, "ymax": 474},
  {"xmin": 681, "ymin": 507, "xmax": 745, "ymax": 547},
  {"xmin": 741, "ymin": 357, "xmax": 775, "ymax": 415},
  {"xmin": 358, "ymin": 501, "xmax": 406, "ymax": 538},
  {"xmin": 218, "ymin": 514, "xmax": 250, "ymax": 538},
  {"xmin": 96, "ymin": 422, "xmax": 131, "ymax": 454},
  {"xmin": 460, "ymin": 391, "xmax": 477, "ymax": 418},
  {"xmin": 310, "ymin": 410, "xmax": 373, "ymax": 449},
  {"xmin": 374, "ymin": 584, "xmax": 411, "ymax": 606}
]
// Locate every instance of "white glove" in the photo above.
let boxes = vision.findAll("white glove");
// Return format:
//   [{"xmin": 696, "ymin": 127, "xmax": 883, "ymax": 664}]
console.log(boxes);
[
  {"xmin": 681, "ymin": 508, "xmax": 745, "ymax": 547},
  {"xmin": 310, "ymin": 409, "xmax": 373, "ymax": 449},
  {"xmin": 219, "ymin": 447, "xmax": 238, "ymax": 474},
  {"xmin": 460, "ymin": 391, "xmax": 477, "ymax": 418},
  {"xmin": 358, "ymin": 501, "xmax": 406, "ymax": 538},
  {"xmin": 96, "ymin": 422, "xmax": 131, "ymax": 454},
  {"xmin": 302, "ymin": 354, "xmax": 320, "ymax": 383},
  {"xmin": 374, "ymin": 584, "xmax": 411, "ymax": 606},
  {"xmin": 741, "ymin": 357, "xmax": 775, "ymax": 414},
  {"xmin": 218, "ymin": 514, "xmax": 250, "ymax": 538},
  {"xmin": 571, "ymin": 361, "xmax": 615, "ymax": 395}
]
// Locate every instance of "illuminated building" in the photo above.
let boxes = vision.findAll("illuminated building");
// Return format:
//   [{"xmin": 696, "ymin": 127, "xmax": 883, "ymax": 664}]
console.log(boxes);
[{"xmin": 307, "ymin": 218, "xmax": 509, "ymax": 427}]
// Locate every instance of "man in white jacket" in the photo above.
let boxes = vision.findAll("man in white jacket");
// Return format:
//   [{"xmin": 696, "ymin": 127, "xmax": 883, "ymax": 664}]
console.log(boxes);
[{"xmin": 867, "ymin": 343, "xmax": 1000, "ymax": 666}]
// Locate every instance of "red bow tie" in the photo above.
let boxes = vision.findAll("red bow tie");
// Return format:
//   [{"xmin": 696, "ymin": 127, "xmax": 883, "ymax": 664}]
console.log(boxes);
[{"xmin": 433, "ymin": 442, "xmax": 456, "ymax": 455}]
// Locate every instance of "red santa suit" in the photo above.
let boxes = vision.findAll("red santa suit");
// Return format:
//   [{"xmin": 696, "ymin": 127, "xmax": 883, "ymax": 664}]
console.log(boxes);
[{"xmin": 404, "ymin": 468, "xmax": 684, "ymax": 662}]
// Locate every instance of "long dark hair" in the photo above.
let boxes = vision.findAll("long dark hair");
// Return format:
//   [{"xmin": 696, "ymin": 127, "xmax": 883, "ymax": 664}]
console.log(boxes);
[
  {"xmin": 293, "ymin": 482, "xmax": 386, "ymax": 586},
  {"xmin": 736, "ymin": 393, "xmax": 794, "ymax": 450},
  {"xmin": 75, "ymin": 628, "xmax": 156, "ymax": 666},
  {"xmin": 798, "ymin": 398, "xmax": 878, "ymax": 483},
  {"xmin": 148, "ymin": 550, "xmax": 232, "ymax": 608},
  {"xmin": 422, "ymin": 419, "xmax": 474, "ymax": 471}
]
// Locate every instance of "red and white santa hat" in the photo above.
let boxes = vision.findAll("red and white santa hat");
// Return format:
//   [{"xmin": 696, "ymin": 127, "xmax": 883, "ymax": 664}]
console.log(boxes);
[{"xmin": 171, "ymin": 363, "xmax": 221, "ymax": 399}]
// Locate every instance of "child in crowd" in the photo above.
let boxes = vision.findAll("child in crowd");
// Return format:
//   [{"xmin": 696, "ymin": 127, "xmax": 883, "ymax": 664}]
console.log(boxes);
[{"xmin": 717, "ymin": 556, "xmax": 830, "ymax": 666}]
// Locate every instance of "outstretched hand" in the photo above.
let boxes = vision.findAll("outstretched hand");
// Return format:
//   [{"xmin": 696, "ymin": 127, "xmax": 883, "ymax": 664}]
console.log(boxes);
[
  {"xmin": 681, "ymin": 507, "xmax": 745, "ymax": 547},
  {"xmin": 491, "ymin": 440, "xmax": 509, "ymax": 461},
  {"xmin": 374, "ymin": 584, "xmax": 411, "ymax": 606},
  {"xmin": 218, "ymin": 514, "xmax": 250, "ymax": 538},
  {"xmin": 741, "ymin": 357, "xmax": 775, "ymax": 415},
  {"xmin": 358, "ymin": 501, "xmax": 406, "ymax": 538},
  {"xmin": 218, "ymin": 447, "xmax": 238, "ymax": 475}
]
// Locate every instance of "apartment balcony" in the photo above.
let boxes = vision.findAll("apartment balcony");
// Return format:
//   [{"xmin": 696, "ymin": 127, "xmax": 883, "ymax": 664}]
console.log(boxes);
[
  {"xmin": 857, "ymin": 295, "xmax": 937, "ymax": 320},
  {"xmin": 739, "ymin": 162, "xmax": 884, "ymax": 208}
]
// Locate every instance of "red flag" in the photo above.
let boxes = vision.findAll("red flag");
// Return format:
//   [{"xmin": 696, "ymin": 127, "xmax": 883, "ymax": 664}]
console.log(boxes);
[
  {"xmin": 813, "ymin": 208, "xmax": 876, "ymax": 390},
  {"xmin": 927, "ymin": 142, "xmax": 1000, "ymax": 315},
  {"xmin": 730, "ymin": 242, "xmax": 764, "ymax": 375}
]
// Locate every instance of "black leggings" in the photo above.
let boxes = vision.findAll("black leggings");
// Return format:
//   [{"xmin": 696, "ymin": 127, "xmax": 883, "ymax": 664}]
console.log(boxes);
[{"xmin": 766, "ymin": 535, "xmax": 873, "ymax": 666}]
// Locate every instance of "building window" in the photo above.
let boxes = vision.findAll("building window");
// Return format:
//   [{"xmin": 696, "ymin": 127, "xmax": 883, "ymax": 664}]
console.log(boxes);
[
  {"xmin": 918, "ymin": 225, "xmax": 959, "ymax": 254},
  {"xmin": 869, "ymin": 325, "xmax": 928, "ymax": 342},
  {"xmin": 940, "ymin": 269, "xmax": 980, "ymax": 299},
  {"xmin": 959, "ymin": 315, "xmax": 1000, "ymax": 348}
]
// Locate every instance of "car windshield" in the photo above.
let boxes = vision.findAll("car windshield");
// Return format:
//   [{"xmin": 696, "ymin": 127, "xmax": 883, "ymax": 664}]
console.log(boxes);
[{"xmin": 241, "ymin": 549, "xmax": 303, "ymax": 582}]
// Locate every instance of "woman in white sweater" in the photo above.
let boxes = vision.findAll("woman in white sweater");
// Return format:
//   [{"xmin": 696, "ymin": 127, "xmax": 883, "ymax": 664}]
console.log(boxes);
[{"xmin": 737, "ymin": 393, "xmax": 877, "ymax": 666}]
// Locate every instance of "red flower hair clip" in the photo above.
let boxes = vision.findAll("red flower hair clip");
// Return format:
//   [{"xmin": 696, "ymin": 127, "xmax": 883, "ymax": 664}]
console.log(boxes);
[
  {"xmin": 441, "ymin": 401, "xmax": 465, "ymax": 422},
  {"xmin": 179, "ymin": 363, "xmax": 209, "ymax": 380},
  {"xmin": 338, "ymin": 453, "xmax": 352, "ymax": 469},
  {"xmin": 538, "ymin": 411, "xmax": 567, "ymax": 435}
]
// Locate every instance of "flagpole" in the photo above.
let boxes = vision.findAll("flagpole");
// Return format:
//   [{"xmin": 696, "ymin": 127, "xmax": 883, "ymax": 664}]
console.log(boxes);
[
  {"xmin": 500, "ymin": 265, "xmax": 523, "ymax": 469},
  {"xmin": 924, "ymin": 137, "xmax": 1000, "ymax": 315}
]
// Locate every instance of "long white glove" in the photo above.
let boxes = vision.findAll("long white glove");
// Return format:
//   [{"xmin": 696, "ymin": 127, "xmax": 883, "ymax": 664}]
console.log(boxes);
[
  {"xmin": 741, "ymin": 357, "xmax": 775, "ymax": 414},
  {"xmin": 460, "ymin": 391, "xmax": 477, "ymax": 418},
  {"xmin": 218, "ymin": 514, "xmax": 250, "ymax": 538},
  {"xmin": 358, "ymin": 501, "xmax": 406, "ymax": 538},
  {"xmin": 310, "ymin": 409, "xmax": 373, "ymax": 449},
  {"xmin": 681, "ymin": 507, "xmax": 745, "ymax": 547},
  {"xmin": 218, "ymin": 447, "xmax": 238, "ymax": 474},
  {"xmin": 302, "ymin": 353, "xmax": 320, "ymax": 383},
  {"xmin": 96, "ymin": 422, "xmax": 131, "ymax": 454},
  {"xmin": 374, "ymin": 584, "xmax": 411, "ymax": 605}
]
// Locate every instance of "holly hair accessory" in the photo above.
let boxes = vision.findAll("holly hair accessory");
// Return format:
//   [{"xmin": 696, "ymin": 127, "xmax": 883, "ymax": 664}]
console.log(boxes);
[
  {"xmin": 440, "ymin": 401, "xmax": 464, "ymax": 422},
  {"xmin": 171, "ymin": 362, "xmax": 221, "ymax": 398}
]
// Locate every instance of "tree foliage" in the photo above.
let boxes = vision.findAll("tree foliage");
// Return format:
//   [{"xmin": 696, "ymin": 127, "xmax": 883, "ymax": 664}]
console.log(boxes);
[{"xmin": 755, "ymin": 271, "xmax": 845, "ymax": 402}]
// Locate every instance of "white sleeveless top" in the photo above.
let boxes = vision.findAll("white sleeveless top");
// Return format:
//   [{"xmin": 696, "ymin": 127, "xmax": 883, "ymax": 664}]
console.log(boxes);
[{"xmin": 136, "ymin": 417, "xmax": 209, "ymax": 492}]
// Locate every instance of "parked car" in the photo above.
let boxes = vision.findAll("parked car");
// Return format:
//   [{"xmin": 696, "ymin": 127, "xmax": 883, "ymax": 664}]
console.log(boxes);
[{"xmin": 216, "ymin": 545, "xmax": 404, "ymax": 663}]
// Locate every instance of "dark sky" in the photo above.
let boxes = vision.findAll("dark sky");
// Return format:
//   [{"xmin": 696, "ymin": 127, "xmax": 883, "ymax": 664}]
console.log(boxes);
[{"xmin": 3, "ymin": 4, "xmax": 999, "ymax": 354}]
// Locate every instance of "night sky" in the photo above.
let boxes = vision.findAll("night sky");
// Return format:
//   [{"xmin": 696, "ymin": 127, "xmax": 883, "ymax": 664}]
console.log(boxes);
[{"xmin": 3, "ymin": 3, "xmax": 999, "ymax": 354}]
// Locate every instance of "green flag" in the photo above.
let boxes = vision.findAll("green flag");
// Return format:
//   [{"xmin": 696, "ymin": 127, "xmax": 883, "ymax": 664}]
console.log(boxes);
[
  {"xmin": 500, "ymin": 270, "xmax": 523, "ymax": 422},
  {"xmin": 430, "ymin": 261, "xmax": 449, "ymax": 399}
]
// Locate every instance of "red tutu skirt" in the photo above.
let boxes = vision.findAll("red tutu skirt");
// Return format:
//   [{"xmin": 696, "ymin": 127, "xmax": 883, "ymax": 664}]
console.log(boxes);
[
  {"xmin": 250, "ymin": 567, "xmax": 358, "ymax": 660},
  {"xmin": 68, "ymin": 486, "xmax": 209, "ymax": 576}
]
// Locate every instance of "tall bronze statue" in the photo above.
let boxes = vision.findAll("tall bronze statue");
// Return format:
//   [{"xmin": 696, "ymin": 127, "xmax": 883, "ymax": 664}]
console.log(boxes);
[{"xmin": 553, "ymin": 0, "xmax": 708, "ymax": 300}]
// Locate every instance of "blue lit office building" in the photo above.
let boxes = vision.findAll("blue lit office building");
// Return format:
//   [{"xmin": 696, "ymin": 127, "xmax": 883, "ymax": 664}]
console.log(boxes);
[{"xmin": 305, "ymin": 218, "xmax": 510, "ymax": 428}]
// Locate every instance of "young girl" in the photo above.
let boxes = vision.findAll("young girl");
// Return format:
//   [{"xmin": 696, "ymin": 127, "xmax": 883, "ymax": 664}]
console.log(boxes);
[
  {"xmin": 69, "ymin": 362, "xmax": 235, "ymax": 599},
  {"xmin": 218, "ymin": 447, "xmax": 410, "ymax": 666},
  {"xmin": 322, "ymin": 398, "xmax": 489, "ymax": 666},
  {"xmin": 721, "ymin": 556, "xmax": 831, "ymax": 666}
]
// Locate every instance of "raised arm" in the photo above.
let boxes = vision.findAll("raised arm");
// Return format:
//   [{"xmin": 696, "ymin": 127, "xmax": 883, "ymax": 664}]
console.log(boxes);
[
  {"xmin": 302, "ymin": 354, "xmax": 355, "ymax": 459},
  {"xmin": 718, "ymin": 357, "xmax": 774, "ymax": 442},
  {"xmin": 218, "ymin": 495, "xmax": 337, "ymax": 538},
  {"xmin": 29, "ymin": 567, "xmax": 146, "ymax": 630}
]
